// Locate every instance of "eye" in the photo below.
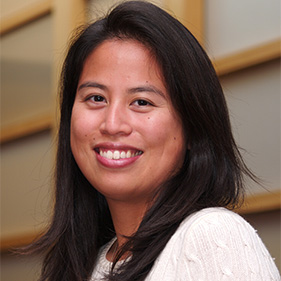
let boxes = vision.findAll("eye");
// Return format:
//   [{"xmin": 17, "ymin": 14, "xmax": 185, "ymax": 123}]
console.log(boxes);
[
  {"xmin": 89, "ymin": 95, "xmax": 105, "ymax": 102},
  {"xmin": 132, "ymin": 99, "xmax": 153, "ymax": 106},
  {"xmin": 84, "ymin": 94, "xmax": 107, "ymax": 108}
]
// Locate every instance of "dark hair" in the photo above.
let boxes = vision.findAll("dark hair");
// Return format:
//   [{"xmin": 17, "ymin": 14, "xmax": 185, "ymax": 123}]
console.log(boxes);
[{"xmin": 28, "ymin": 1, "xmax": 255, "ymax": 280}]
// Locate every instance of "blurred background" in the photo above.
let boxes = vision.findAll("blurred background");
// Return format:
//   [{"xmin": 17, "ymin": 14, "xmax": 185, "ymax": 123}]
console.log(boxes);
[{"xmin": 1, "ymin": 0, "xmax": 280, "ymax": 280}]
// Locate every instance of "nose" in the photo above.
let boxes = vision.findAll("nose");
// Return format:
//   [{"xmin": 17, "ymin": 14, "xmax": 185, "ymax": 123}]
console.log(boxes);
[{"xmin": 100, "ymin": 104, "xmax": 133, "ymax": 136}]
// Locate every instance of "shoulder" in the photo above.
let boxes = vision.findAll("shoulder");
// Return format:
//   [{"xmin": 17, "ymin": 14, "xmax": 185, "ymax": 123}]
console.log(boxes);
[
  {"xmin": 173, "ymin": 207, "xmax": 261, "ymax": 256},
  {"xmin": 151, "ymin": 207, "xmax": 280, "ymax": 280},
  {"xmin": 179, "ymin": 207, "xmax": 280, "ymax": 280},
  {"xmin": 176, "ymin": 207, "xmax": 271, "ymax": 260},
  {"xmin": 172, "ymin": 207, "xmax": 258, "ymax": 252},
  {"xmin": 178, "ymin": 207, "xmax": 254, "ymax": 236},
  {"xmin": 176, "ymin": 207, "xmax": 262, "ymax": 258}
]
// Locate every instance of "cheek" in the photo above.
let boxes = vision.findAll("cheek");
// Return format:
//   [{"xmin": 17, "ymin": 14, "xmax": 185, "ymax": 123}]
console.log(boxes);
[
  {"xmin": 70, "ymin": 111, "xmax": 91, "ymax": 149},
  {"xmin": 143, "ymin": 115, "xmax": 185, "ymax": 155},
  {"xmin": 70, "ymin": 113, "xmax": 95, "ymax": 173},
  {"xmin": 161, "ymin": 117, "xmax": 185, "ymax": 163}
]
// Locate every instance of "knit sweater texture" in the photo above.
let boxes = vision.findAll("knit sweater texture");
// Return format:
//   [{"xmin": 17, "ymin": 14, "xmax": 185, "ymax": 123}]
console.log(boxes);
[{"xmin": 90, "ymin": 207, "xmax": 280, "ymax": 280}]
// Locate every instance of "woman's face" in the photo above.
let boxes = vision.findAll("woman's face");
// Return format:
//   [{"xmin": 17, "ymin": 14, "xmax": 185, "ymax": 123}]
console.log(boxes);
[{"xmin": 71, "ymin": 39, "xmax": 185, "ymax": 205}]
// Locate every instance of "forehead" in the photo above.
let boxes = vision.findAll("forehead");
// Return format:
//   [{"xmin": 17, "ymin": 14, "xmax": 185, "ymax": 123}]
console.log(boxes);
[
  {"xmin": 85, "ymin": 39, "xmax": 156, "ymax": 68},
  {"xmin": 79, "ymin": 39, "xmax": 166, "ymax": 88}
]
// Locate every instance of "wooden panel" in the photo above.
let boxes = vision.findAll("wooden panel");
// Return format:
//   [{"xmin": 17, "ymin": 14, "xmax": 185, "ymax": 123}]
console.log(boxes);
[
  {"xmin": 214, "ymin": 39, "xmax": 281, "ymax": 76},
  {"xmin": 52, "ymin": 0, "xmax": 87, "ymax": 117},
  {"xmin": 0, "ymin": 113, "xmax": 53, "ymax": 144},
  {"xmin": 183, "ymin": 0, "xmax": 204, "ymax": 43},
  {"xmin": 1, "ymin": 232, "xmax": 41, "ymax": 253},
  {"xmin": 165, "ymin": 0, "xmax": 204, "ymax": 43},
  {"xmin": 0, "ymin": 0, "xmax": 53, "ymax": 35},
  {"xmin": 238, "ymin": 191, "xmax": 281, "ymax": 215},
  {"xmin": 53, "ymin": 0, "xmax": 86, "ymax": 56}
]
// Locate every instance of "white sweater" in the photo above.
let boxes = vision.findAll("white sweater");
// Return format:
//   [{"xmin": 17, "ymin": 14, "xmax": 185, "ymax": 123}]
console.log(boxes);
[{"xmin": 91, "ymin": 207, "xmax": 280, "ymax": 280}]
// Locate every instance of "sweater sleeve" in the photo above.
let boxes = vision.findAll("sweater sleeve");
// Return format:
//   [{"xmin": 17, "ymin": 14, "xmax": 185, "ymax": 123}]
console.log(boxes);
[{"xmin": 179, "ymin": 209, "xmax": 280, "ymax": 281}]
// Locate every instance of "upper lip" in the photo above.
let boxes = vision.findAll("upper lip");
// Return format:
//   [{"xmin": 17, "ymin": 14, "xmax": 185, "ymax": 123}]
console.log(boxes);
[{"xmin": 93, "ymin": 142, "xmax": 143, "ymax": 152}]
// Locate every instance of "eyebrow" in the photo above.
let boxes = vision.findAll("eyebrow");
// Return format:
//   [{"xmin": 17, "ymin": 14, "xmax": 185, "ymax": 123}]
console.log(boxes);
[
  {"xmin": 77, "ymin": 82, "xmax": 107, "ymax": 91},
  {"xmin": 77, "ymin": 81, "xmax": 166, "ymax": 99},
  {"xmin": 128, "ymin": 85, "xmax": 166, "ymax": 99}
]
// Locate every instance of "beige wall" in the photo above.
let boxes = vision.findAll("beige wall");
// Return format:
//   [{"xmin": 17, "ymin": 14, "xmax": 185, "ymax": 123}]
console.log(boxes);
[
  {"xmin": 1, "ymin": 252, "xmax": 42, "ymax": 281},
  {"xmin": 222, "ymin": 59, "xmax": 280, "ymax": 196},
  {"xmin": 205, "ymin": 0, "xmax": 280, "ymax": 58}
]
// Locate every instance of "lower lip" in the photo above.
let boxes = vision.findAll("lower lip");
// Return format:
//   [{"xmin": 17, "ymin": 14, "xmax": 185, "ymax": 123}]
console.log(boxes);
[{"xmin": 95, "ymin": 151, "xmax": 142, "ymax": 168}]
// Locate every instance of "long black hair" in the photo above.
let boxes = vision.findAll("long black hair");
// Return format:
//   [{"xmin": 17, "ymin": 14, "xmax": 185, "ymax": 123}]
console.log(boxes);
[{"xmin": 28, "ymin": 1, "xmax": 255, "ymax": 280}]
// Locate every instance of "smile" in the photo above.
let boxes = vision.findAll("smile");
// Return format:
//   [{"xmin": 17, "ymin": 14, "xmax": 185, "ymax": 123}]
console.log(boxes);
[{"xmin": 95, "ymin": 149, "xmax": 143, "ymax": 160}]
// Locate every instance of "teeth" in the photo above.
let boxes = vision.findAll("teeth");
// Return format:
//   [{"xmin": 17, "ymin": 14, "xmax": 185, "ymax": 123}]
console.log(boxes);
[
  {"xmin": 107, "ymin": 151, "xmax": 113, "ymax": 159},
  {"xmin": 113, "ymin": 151, "xmax": 119, "ymax": 159},
  {"xmin": 99, "ymin": 149, "xmax": 142, "ymax": 160}
]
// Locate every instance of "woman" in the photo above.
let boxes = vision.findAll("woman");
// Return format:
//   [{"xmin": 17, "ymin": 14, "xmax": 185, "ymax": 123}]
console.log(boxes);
[{"xmin": 30, "ymin": 1, "xmax": 280, "ymax": 280}]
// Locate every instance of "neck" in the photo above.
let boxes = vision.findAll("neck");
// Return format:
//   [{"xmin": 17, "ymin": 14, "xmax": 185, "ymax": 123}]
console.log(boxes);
[{"xmin": 106, "ymin": 199, "xmax": 148, "ymax": 247}]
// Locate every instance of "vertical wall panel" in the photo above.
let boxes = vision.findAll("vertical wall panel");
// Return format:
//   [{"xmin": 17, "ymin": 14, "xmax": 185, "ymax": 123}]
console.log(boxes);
[{"xmin": 1, "ymin": 0, "xmax": 45, "ymax": 17}]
